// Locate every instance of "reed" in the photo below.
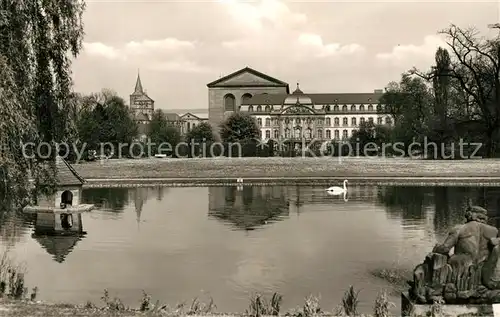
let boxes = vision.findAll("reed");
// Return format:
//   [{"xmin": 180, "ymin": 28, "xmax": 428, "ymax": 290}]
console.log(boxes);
[
  {"xmin": 0, "ymin": 251, "xmax": 35, "ymax": 301},
  {"xmin": 246, "ymin": 292, "xmax": 282, "ymax": 316},
  {"xmin": 373, "ymin": 291, "xmax": 395, "ymax": 317},
  {"xmin": 340, "ymin": 286, "xmax": 360, "ymax": 316}
]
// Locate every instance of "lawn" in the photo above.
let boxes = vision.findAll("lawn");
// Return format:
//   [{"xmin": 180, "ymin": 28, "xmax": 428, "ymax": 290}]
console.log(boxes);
[{"xmin": 73, "ymin": 157, "xmax": 500, "ymax": 180}]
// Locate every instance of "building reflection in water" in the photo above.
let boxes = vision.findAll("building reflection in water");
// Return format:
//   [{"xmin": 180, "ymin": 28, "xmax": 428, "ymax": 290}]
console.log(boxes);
[
  {"xmin": 377, "ymin": 186, "xmax": 500, "ymax": 235},
  {"xmin": 209, "ymin": 184, "xmax": 500, "ymax": 235},
  {"xmin": 129, "ymin": 187, "xmax": 151, "ymax": 228},
  {"xmin": 208, "ymin": 186, "xmax": 290, "ymax": 231},
  {"xmin": 208, "ymin": 184, "xmax": 380, "ymax": 230},
  {"xmin": 23, "ymin": 184, "xmax": 500, "ymax": 261},
  {"xmin": 31, "ymin": 186, "xmax": 167, "ymax": 262},
  {"xmin": 31, "ymin": 211, "xmax": 86, "ymax": 263},
  {"xmin": 81, "ymin": 188, "xmax": 129, "ymax": 212},
  {"xmin": 156, "ymin": 186, "xmax": 165, "ymax": 201},
  {"xmin": 285, "ymin": 184, "xmax": 379, "ymax": 207}
]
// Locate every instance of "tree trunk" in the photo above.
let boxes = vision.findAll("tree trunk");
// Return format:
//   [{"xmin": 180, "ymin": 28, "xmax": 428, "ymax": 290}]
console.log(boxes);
[{"xmin": 485, "ymin": 128, "xmax": 497, "ymax": 158}]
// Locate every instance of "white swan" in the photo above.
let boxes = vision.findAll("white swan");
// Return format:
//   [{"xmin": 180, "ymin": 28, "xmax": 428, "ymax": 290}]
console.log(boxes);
[
  {"xmin": 326, "ymin": 191, "xmax": 349, "ymax": 202},
  {"xmin": 326, "ymin": 190, "xmax": 348, "ymax": 202},
  {"xmin": 326, "ymin": 180, "xmax": 348, "ymax": 195}
]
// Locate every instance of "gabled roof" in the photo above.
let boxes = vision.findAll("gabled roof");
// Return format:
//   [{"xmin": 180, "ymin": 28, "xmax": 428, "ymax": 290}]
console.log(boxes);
[
  {"xmin": 56, "ymin": 156, "xmax": 85, "ymax": 186},
  {"xmin": 164, "ymin": 112, "xmax": 180, "ymax": 121},
  {"xmin": 180, "ymin": 112, "xmax": 202, "ymax": 120},
  {"xmin": 207, "ymin": 67, "xmax": 290, "ymax": 91}
]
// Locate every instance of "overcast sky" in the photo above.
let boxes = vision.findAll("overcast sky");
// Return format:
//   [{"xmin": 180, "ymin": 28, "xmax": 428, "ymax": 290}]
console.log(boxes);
[{"xmin": 71, "ymin": 0, "xmax": 499, "ymax": 110}]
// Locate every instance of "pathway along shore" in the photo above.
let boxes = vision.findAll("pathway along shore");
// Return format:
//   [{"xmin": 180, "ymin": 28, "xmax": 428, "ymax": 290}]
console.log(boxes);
[{"xmin": 72, "ymin": 157, "xmax": 500, "ymax": 187}]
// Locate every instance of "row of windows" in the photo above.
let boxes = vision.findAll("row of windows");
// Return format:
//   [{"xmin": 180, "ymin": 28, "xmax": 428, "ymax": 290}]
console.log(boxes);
[
  {"xmin": 132, "ymin": 104, "xmax": 154, "ymax": 109},
  {"xmin": 256, "ymin": 117, "xmax": 392, "ymax": 127},
  {"xmin": 185, "ymin": 122, "xmax": 197, "ymax": 132},
  {"xmin": 246, "ymin": 104, "xmax": 381, "ymax": 112},
  {"xmin": 261, "ymin": 128, "xmax": 352, "ymax": 139},
  {"xmin": 223, "ymin": 93, "xmax": 383, "ymax": 112}
]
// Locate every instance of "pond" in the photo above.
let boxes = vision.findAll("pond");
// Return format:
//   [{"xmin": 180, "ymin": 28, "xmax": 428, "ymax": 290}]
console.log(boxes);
[{"xmin": 1, "ymin": 184, "xmax": 499, "ymax": 314}]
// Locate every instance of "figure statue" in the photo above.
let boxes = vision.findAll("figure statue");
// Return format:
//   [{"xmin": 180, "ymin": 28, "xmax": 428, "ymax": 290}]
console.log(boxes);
[
  {"xmin": 433, "ymin": 205, "xmax": 497, "ymax": 272},
  {"xmin": 409, "ymin": 202, "xmax": 500, "ymax": 304}
]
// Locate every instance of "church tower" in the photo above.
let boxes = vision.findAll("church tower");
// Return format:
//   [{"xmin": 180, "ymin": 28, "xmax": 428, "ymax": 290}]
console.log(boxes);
[{"xmin": 130, "ymin": 71, "xmax": 155, "ymax": 138}]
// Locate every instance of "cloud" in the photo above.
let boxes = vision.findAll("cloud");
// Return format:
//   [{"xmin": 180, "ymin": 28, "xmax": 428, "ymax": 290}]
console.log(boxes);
[
  {"xmin": 218, "ymin": 0, "xmax": 364, "ymax": 66},
  {"xmin": 124, "ymin": 38, "xmax": 195, "ymax": 56},
  {"xmin": 222, "ymin": 0, "xmax": 307, "ymax": 32},
  {"xmin": 297, "ymin": 33, "xmax": 365, "ymax": 57},
  {"xmin": 83, "ymin": 42, "xmax": 122, "ymax": 60},
  {"xmin": 82, "ymin": 37, "xmax": 205, "ymax": 73},
  {"xmin": 376, "ymin": 35, "xmax": 448, "ymax": 66},
  {"xmin": 147, "ymin": 59, "xmax": 210, "ymax": 73}
]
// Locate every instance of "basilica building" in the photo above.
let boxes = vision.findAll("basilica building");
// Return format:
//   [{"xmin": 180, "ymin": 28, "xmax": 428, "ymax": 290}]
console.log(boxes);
[{"xmin": 207, "ymin": 67, "xmax": 393, "ymax": 141}]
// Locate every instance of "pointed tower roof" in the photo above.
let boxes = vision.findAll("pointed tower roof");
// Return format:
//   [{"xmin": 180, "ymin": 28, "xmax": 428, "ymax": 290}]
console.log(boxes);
[
  {"xmin": 292, "ymin": 83, "xmax": 303, "ymax": 95},
  {"xmin": 132, "ymin": 70, "xmax": 144, "ymax": 95}
]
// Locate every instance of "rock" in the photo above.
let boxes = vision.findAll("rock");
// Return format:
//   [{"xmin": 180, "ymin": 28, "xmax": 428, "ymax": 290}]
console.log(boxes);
[
  {"xmin": 444, "ymin": 283, "xmax": 457, "ymax": 293},
  {"xmin": 443, "ymin": 291, "xmax": 456, "ymax": 301},
  {"xmin": 444, "ymin": 283, "xmax": 457, "ymax": 302},
  {"xmin": 457, "ymin": 290, "xmax": 475, "ymax": 299},
  {"xmin": 486, "ymin": 289, "xmax": 500, "ymax": 301}
]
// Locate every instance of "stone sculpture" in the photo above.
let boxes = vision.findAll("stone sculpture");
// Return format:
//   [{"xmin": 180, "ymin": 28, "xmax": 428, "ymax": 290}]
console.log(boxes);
[{"xmin": 409, "ymin": 202, "xmax": 500, "ymax": 304}]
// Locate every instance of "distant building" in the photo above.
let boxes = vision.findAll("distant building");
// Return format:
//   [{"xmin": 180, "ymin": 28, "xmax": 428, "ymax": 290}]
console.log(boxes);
[
  {"xmin": 130, "ymin": 72, "xmax": 155, "ymax": 139},
  {"xmin": 128, "ymin": 72, "xmax": 209, "ymax": 138},
  {"xmin": 207, "ymin": 67, "xmax": 393, "ymax": 141},
  {"xmin": 163, "ymin": 112, "xmax": 182, "ymax": 132},
  {"xmin": 179, "ymin": 112, "xmax": 208, "ymax": 135}
]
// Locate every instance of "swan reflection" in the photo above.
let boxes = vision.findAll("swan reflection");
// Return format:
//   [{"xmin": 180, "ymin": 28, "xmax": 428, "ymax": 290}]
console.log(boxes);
[{"xmin": 326, "ymin": 190, "xmax": 348, "ymax": 202}]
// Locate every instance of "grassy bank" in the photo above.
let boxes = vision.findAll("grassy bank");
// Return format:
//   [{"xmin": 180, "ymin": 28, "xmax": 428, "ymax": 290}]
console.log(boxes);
[
  {"xmin": 0, "ymin": 288, "xmax": 397, "ymax": 317},
  {"xmin": 72, "ymin": 157, "xmax": 500, "ymax": 183}
]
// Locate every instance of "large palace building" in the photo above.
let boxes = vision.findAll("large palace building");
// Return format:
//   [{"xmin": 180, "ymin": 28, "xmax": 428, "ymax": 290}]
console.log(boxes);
[{"xmin": 207, "ymin": 67, "xmax": 392, "ymax": 141}]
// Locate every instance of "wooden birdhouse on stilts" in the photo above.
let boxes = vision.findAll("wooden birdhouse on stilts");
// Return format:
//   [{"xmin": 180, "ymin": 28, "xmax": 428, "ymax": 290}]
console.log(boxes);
[{"xmin": 23, "ymin": 156, "xmax": 94, "ymax": 236}]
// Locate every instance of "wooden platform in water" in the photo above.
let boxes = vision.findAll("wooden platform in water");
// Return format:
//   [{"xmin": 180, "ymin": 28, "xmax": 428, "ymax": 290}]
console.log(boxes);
[{"xmin": 23, "ymin": 204, "xmax": 95, "ymax": 214}]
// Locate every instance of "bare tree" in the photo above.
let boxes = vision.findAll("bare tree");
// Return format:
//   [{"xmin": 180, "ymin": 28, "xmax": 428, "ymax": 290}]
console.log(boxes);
[{"xmin": 412, "ymin": 24, "xmax": 500, "ymax": 157}]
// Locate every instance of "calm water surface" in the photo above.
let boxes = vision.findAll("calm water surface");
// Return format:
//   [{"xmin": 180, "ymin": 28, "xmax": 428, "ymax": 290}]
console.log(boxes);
[{"xmin": 1, "ymin": 185, "xmax": 500, "ymax": 314}]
